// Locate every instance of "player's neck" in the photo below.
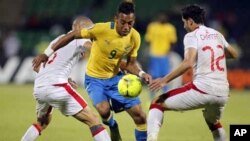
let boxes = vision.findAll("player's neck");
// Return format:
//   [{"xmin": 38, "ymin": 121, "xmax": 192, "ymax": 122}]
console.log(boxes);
[{"xmin": 191, "ymin": 24, "xmax": 202, "ymax": 31}]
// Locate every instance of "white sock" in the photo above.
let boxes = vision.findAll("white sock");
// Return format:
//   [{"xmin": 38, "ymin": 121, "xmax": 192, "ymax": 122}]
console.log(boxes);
[
  {"xmin": 212, "ymin": 128, "xmax": 227, "ymax": 141},
  {"xmin": 147, "ymin": 105, "xmax": 164, "ymax": 141},
  {"xmin": 21, "ymin": 124, "xmax": 41, "ymax": 141},
  {"xmin": 91, "ymin": 125, "xmax": 111, "ymax": 141}
]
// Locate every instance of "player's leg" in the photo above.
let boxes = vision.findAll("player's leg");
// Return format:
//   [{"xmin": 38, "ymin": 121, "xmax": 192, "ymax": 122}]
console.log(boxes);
[
  {"xmin": 147, "ymin": 82, "xmax": 209, "ymax": 141},
  {"xmin": 106, "ymin": 71, "xmax": 148, "ymax": 141},
  {"xmin": 95, "ymin": 101, "xmax": 120, "ymax": 141},
  {"xmin": 84, "ymin": 75, "xmax": 119, "ymax": 141},
  {"xmin": 73, "ymin": 106, "xmax": 111, "ymax": 141},
  {"xmin": 109, "ymin": 81, "xmax": 147, "ymax": 141},
  {"xmin": 21, "ymin": 98, "xmax": 53, "ymax": 141},
  {"xmin": 147, "ymin": 93, "xmax": 167, "ymax": 141},
  {"xmin": 21, "ymin": 114, "xmax": 52, "ymax": 141},
  {"xmin": 53, "ymin": 83, "xmax": 111, "ymax": 141},
  {"xmin": 126, "ymin": 104, "xmax": 147, "ymax": 141},
  {"xmin": 202, "ymin": 96, "xmax": 228, "ymax": 141}
]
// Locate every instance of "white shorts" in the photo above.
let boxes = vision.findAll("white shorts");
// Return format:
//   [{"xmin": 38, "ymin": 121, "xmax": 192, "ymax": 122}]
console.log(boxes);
[
  {"xmin": 164, "ymin": 82, "xmax": 228, "ymax": 123},
  {"xmin": 33, "ymin": 83, "xmax": 87, "ymax": 117}
]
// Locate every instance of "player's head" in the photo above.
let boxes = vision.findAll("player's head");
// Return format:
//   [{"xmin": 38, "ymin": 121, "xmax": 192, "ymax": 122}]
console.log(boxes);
[
  {"xmin": 156, "ymin": 11, "xmax": 168, "ymax": 23},
  {"xmin": 181, "ymin": 4, "xmax": 205, "ymax": 32},
  {"xmin": 115, "ymin": 1, "xmax": 135, "ymax": 36},
  {"xmin": 72, "ymin": 16, "xmax": 94, "ymax": 31}
]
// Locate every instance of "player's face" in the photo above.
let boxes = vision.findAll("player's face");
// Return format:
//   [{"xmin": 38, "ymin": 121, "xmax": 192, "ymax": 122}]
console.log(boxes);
[
  {"xmin": 115, "ymin": 13, "xmax": 135, "ymax": 36},
  {"xmin": 182, "ymin": 17, "xmax": 192, "ymax": 32}
]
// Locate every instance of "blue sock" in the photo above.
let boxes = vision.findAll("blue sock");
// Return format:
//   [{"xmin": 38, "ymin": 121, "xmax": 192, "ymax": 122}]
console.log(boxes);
[
  {"xmin": 102, "ymin": 114, "xmax": 116, "ymax": 127},
  {"xmin": 135, "ymin": 129, "xmax": 147, "ymax": 141}
]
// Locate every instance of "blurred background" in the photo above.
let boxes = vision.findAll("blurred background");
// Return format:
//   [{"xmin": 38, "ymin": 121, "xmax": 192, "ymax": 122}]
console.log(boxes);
[
  {"xmin": 1, "ymin": 1, "xmax": 250, "ymax": 141},
  {"xmin": 0, "ymin": 0, "xmax": 249, "ymax": 89}
]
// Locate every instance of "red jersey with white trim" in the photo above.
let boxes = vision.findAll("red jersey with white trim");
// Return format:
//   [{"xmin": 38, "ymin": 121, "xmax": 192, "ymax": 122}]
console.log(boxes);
[
  {"xmin": 35, "ymin": 35, "xmax": 89, "ymax": 87},
  {"xmin": 184, "ymin": 25, "xmax": 229, "ymax": 96}
]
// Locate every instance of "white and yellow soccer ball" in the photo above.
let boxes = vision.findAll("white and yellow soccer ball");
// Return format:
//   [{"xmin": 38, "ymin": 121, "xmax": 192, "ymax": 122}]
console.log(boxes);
[{"xmin": 118, "ymin": 74, "xmax": 142, "ymax": 98}]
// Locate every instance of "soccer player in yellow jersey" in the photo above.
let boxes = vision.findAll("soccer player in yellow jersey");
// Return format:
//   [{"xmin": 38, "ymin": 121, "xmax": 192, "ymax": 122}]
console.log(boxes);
[
  {"xmin": 145, "ymin": 12, "xmax": 177, "ymax": 100},
  {"xmin": 32, "ymin": 1, "xmax": 152, "ymax": 141}
]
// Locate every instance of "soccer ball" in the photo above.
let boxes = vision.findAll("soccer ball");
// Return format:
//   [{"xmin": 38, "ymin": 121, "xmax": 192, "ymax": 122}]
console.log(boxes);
[{"xmin": 118, "ymin": 74, "xmax": 142, "ymax": 98}]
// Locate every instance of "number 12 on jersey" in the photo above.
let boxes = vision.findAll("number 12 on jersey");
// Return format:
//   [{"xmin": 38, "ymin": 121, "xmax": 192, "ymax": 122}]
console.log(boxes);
[{"xmin": 202, "ymin": 45, "xmax": 225, "ymax": 72}]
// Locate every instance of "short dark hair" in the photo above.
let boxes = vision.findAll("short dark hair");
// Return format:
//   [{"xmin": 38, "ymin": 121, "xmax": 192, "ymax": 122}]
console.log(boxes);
[
  {"xmin": 181, "ymin": 4, "xmax": 205, "ymax": 24},
  {"xmin": 117, "ymin": 1, "xmax": 135, "ymax": 15}
]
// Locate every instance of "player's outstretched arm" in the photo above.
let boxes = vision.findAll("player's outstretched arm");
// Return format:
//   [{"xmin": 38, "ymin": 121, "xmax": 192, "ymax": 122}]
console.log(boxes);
[
  {"xmin": 121, "ymin": 57, "xmax": 152, "ymax": 84},
  {"xmin": 150, "ymin": 48, "xmax": 197, "ymax": 91},
  {"xmin": 225, "ymin": 45, "xmax": 238, "ymax": 59},
  {"xmin": 50, "ymin": 30, "xmax": 82, "ymax": 52},
  {"xmin": 32, "ymin": 30, "xmax": 82, "ymax": 70}
]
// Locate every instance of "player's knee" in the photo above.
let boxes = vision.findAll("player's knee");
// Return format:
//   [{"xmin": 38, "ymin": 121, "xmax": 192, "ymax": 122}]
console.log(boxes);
[
  {"xmin": 149, "ymin": 94, "xmax": 168, "ymax": 111},
  {"xmin": 132, "ymin": 111, "xmax": 147, "ymax": 124},
  {"xmin": 149, "ymin": 102, "xmax": 167, "ymax": 112},
  {"xmin": 150, "ymin": 93, "xmax": 167, "ymax": 105},
  {"xmin": 98, "ymin": 109, "xmax": 111, "ymax": 119},
  {"xmin": 96, "ymin": 103, "xmax": 111, "ymax": 119},
  {"xmin": 149, "ymin": 95, "xmax": 168, "ymax": 111}
]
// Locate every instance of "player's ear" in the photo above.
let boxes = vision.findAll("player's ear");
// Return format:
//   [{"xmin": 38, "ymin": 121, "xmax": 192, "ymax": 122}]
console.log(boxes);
[
  {"xmin": 188, "ymin": 18, "xmax": 193, "ymax": 26},
  {"xmin": 114, "ymin": 15, "xmax": 118, "ymax": 22}
]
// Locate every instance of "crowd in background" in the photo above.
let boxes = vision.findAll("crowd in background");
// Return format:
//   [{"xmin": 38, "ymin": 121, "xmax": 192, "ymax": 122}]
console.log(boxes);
[{"xmin": 0, "ymin": 0, "xmax": 249, "ymax": 87}]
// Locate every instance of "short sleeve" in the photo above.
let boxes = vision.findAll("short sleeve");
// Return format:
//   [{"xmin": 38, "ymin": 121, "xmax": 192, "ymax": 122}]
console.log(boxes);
[
  {"xmin": 184, "ymin": 34, "xmax": 198, "ymax": 49},
  {"xmin": 80, "ymin": 23, "xmax": 106, "ymax": 39}
]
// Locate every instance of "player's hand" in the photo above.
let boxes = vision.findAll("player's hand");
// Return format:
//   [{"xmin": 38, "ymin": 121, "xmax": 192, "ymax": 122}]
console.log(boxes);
[
  {"xmin": 33, "ymin": 65, "xmax": 40, "ymax": 73},
  {"xmin": 32, "ymin": 54, "xmax": 49, "ymax": 71},
  {"xmin": 149, "ymin": 78, "xmax": 166, "ymax": 92},
  {"xmin": 83, "ymin": 41, "xmax": 92, "ymax": 50},
  {"xmin": 141, "ymin": 73, "xmax": 152, "ymax": 84},
  {"xmin": 68, "ymin": 78, "xmax": 78, "ymax": 89}
]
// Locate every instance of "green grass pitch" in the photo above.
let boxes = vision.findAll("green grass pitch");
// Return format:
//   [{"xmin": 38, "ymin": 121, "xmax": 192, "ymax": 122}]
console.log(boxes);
[{"xmin": 0, "ymin": 84, "xmax": 250, "ymax": 141}]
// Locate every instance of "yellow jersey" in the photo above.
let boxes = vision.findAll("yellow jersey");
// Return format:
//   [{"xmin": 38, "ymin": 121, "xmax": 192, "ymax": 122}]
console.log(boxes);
[
  {"xmin": 145, "ymin": 22, "xmax": 177, "ymax": 56},
  {"xmin": 81, "ymin": 22, "xmax": 141, "ymax": 78}
]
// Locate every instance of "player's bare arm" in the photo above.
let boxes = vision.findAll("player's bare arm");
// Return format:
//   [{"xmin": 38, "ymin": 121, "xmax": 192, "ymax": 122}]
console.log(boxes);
[
  {"xmin": 122, "ymin": 56, "xmax": 152, "ymax": 84},
  {"xmin": 119, "ymin": 60, "xmax": 127, "ymax": 71},
  {"xmin": 51, "ymin": 30, "xmax": 82, "ymax": 51},
  {"xmin": 225, "ymin": 45, "xmax": 238, "ymax": 59},
  {"xmin": 49, "ymin": 16, "xmax": 94, "ymax": 53},
  {"xmin": 32, "ymin": 30, "xmax": 82, "ymax": 70},
  {"xmin": 119, "ymin": 58, "xmax": 140, "ymax": 74},
  {"xmin": 150, "ymin": 48, "xmax": 197, "ymax": 91},
  {"xmin": 32, "ymin": 30, "xmax": 93, "ymax": 71},
  {"xmin": 32, "ymin": 16, "xmax": 94, "ymax": 71}
]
